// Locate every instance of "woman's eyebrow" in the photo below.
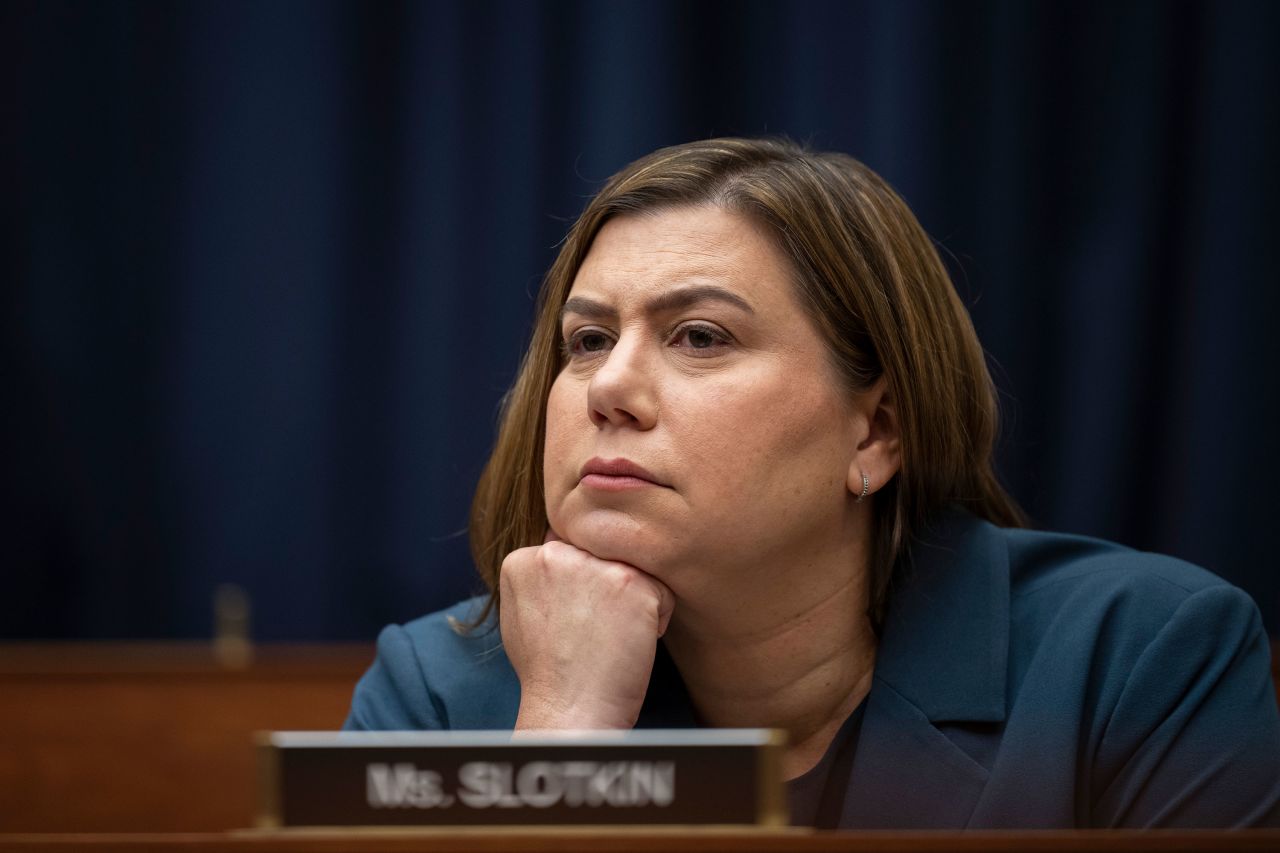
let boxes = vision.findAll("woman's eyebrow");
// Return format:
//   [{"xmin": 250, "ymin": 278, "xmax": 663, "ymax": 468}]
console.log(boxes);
[
  {"xmin": 560, "ymin": 296, "xmax": 615, "ymax": 322},
  {"xmin": 647, "ymin": 284, "xmax": 756, "ymax": 316},
  {"xmin": 560, "ymin": 285, "xmax": 756, "ymax": 323}
]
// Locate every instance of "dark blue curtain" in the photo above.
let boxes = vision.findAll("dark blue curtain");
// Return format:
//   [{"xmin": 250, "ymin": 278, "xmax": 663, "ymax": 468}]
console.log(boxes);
[{"xmin": 4, "ymin": 0, "xmax": 1278, "ymax": 640}]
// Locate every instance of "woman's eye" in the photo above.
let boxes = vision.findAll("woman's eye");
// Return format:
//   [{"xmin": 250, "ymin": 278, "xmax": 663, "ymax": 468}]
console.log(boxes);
[
  {"xmin": 563, "ymin": 329, "xmax": 614, "ymax": 359},
  {"xmin": 579, "ymin": 332, "xmax": 611, "ymax": 352},
  {"xmin": 672, "ymin": 324, "xmax": 730, "ymax": 354}
]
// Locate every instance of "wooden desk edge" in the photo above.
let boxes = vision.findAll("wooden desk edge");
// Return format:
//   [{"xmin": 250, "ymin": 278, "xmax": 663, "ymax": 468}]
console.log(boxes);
[{"xmin": 1, "ymin": 829, "xmax": 1279, "ymax": 852}]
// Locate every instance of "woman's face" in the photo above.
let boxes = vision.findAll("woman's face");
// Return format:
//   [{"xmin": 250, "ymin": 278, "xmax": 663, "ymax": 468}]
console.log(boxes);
[{"xmin": 544, "ymin": 205, "xmax": 866, "ymax": 600}]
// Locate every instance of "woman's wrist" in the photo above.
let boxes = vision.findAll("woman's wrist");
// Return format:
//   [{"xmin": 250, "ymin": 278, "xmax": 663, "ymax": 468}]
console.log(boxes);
[{"xmin": 513, "ymin": 692, "xmax": 637, "ymax": 731}]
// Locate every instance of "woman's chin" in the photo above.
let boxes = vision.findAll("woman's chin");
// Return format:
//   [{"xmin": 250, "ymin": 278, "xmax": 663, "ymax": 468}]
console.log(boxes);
[{"xmin": 563, "ymin": 513, "xmax": 674, "ymax": 572}]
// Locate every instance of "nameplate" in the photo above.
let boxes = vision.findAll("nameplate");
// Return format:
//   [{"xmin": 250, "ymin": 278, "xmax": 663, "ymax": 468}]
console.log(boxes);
[{"xmin": 257, "ymin": 729, "xmax": 787, "ymax": 828}]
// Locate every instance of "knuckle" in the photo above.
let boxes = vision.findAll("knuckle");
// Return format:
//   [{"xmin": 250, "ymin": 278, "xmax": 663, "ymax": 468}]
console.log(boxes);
[
  {"xmin": 536, "ymin": 542, "xmax": 563, "ymax": 574},
  {"xmin": 602, "ymin": 562, "xmax": 632, "ymax": 587},
  {"xmin": 501, "ymin": 546, "xmax": 539, "ymax": 582},
  {"xmin": 547, "ymin": 540, "xmax": 581, "ymax": 562}
]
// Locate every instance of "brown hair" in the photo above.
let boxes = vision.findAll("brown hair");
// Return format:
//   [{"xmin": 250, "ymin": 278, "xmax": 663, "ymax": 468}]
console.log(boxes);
[{"xmin": 465, "ymin": 137, "xmax": 1024, "ymax": 632}]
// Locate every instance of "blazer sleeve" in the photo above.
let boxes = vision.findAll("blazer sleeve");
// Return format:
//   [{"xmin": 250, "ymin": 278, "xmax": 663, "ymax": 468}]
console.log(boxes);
[
  {"xmin": 1091, "ymin": 584, "xmax": 1280, "ymax": 827},
  {"xmin": 343, "ymin": 623, "xmax": 445, "ymax": 731}
]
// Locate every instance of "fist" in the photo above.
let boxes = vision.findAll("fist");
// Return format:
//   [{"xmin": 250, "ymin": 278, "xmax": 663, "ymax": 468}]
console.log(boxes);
[{"xmin": 500, "ymin": 537, "xmax": 675, "ymax": 731}]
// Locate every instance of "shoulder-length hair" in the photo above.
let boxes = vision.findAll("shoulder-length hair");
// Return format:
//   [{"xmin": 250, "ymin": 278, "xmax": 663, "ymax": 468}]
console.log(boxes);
[{"xmin": 464, "ymin": 137, "xmax": 1024, "ymax": 633}]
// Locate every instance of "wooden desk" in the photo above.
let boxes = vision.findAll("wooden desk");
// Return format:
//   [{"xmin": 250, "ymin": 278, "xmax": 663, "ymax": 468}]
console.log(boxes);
[
  {"xmin": 0, "ymin": 643, "xmax": 371, "ymax": 832},
  {"xmin": 1, "ymin": 829, "xmax": 1280, "ymax": 852}
]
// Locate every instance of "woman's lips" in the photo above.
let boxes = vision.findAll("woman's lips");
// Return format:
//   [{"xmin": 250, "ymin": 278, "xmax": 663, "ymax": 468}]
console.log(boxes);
[
  {"xmin": 580, "ymin": 473, "xmax": 661, "ymax": 491},
  {"xmin": 579, "ymin": 457, "xmax": 669, "ymax": 490}
]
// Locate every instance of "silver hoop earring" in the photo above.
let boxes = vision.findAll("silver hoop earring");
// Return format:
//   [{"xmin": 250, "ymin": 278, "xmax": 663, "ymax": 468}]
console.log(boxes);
[{"xmin": 856, "ymin": 471, "xmax": 870, "ymax": 503}]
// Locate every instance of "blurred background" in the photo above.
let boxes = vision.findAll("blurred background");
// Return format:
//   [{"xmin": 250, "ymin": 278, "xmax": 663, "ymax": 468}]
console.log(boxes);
[{"xmin": 4, "ymin": 0, "xmax": 1279, "ymax": 642}]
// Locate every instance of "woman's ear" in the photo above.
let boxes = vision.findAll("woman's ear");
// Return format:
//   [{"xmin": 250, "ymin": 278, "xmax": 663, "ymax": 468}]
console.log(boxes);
[{"xmin": 847, "ymin": 377, "xmax": 902, "ymax": 498}]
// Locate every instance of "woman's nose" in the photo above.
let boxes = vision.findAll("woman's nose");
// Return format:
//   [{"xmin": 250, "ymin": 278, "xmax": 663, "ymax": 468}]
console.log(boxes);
[{"xmin": 586, "ymin": 334, "xmax": 658, "ymax": 430}]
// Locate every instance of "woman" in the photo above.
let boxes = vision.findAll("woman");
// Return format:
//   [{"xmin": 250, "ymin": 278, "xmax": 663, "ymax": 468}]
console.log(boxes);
[{"xmin": 345, "ymin": 138, "xmax": 1280, "ymax": 828}]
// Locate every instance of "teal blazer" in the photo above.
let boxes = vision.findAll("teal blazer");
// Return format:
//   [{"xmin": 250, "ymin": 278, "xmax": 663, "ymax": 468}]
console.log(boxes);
[{"xmin": 344, "ymin": 510, "xmax": 1280, "ymax": 827}]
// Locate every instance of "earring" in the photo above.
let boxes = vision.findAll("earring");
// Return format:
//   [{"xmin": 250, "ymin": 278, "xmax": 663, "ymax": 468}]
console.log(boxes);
[{"xmin": 856, "ymin": 471, "xmax": 870, "ymax": 503}]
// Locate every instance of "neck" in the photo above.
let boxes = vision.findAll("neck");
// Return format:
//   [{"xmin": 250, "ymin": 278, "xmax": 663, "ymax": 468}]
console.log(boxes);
[{"xmin": 662, "ymin": 534, "xmax": 877, "ymax": 780}]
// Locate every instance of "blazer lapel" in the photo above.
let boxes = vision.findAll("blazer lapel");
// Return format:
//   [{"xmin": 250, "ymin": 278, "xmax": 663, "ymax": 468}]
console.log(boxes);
[
  {"xmin": 840, "ymin": 509, "xmax": 1011, "ymax": 828},
  {"xmin": 840, "ymin": 677, "xmax": 991, "ymax": 826}
]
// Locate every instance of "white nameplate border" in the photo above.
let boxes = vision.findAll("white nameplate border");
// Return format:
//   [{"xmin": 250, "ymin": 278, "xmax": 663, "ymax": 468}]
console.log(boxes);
[{"xmin": 257, "ymin": 729, "xmax": 787, "ymax": 828}]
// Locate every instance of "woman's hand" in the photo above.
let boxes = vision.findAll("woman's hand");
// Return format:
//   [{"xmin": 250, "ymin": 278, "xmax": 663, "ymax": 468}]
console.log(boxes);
[{"xmin": 500, "ymin": 534, "xmax": 675, "ymax": 731}]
